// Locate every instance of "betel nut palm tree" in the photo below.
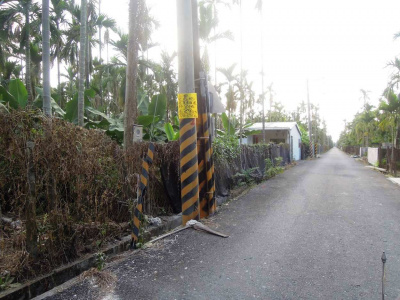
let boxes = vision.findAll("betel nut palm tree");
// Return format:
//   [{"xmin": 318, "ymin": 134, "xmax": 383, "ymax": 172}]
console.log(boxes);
[
  {"xmin": 0, "ymin": 0, "xmax": 41, "ymax": 104},
  {"xmin": 124, "ymin": 0, "xmax": 142, "ymax": 149},
  {"xmin": 77, "ymin": 0, "xmax": 87, "ymax": 126},
  {"xmin": 379, "ymin": 88, "xmax": 400, "ymax": 174}
]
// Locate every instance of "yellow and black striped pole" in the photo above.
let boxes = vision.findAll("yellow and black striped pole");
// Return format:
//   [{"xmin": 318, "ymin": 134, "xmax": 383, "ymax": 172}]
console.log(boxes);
[
  {"xmin": 192, "ymin": 1, "xmax": 210, "ymax": 219},
  {"xmin": 131, "ymin": 143, "xmax": 154, "ymax": 248},
  {"xmin": 203, "ymin": 109, "xmax": 216, "ymax": 215},
  {"xmin": 196, "ymin": 112, "xmax": 216, "ymax": 218},
  {"xmin": 196, "ymin": 114, "xmax": 209, "ymax": 219},
  {"xmin": 192, "ymin": 1, "xmax": 216, "ymax": 218},
  {"xmin": 177, "ymin": 0, "xmax": 200, "ymax": 225},
  {"xmin": 199, "ymin": 72, "xmax": 216, "ymax": 216},
  {"xmin": 309, "ymin": 140, "xmax": 314, "ymax": 159},
  {"xmin": 179, "ymin": 117, "xmax": 200, "ymax": 223}
]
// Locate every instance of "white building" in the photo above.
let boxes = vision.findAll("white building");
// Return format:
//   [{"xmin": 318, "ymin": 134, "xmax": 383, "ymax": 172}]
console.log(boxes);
[{"xmin": 244, "ymin": 122, "xmax": 302, "ymax": 161}]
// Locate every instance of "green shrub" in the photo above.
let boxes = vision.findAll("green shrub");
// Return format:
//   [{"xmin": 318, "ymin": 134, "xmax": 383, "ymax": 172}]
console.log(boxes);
[
  {"xmin": 213, "ymin": 135, "xmax": 240, "ymax": 163},
  {"xmin": 0, "ymin": 273, "xmax": 13, "ymax": 291},
  {"xmin": 264, "ymin": 158, "xmax": 276, "ymax": 178},
  {"xmin": 95, "ymin": 252, "xmax": 106, "ymax": 271},
  {"xmin": 264, "ymin": 156, "xmax": 284, "ymax": 179},
  {"xmin": 275, "ymin": 157, "xmax": 283, "ymax": 166}
]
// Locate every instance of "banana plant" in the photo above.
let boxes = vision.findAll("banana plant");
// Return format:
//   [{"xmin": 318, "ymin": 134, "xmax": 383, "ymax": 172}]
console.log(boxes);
[
  {"xmin": 85, "ymin": 109, "xmax": 124, "ymax": 144},
  {"xmin": 0, "ymin": 79, "xmax": 65, "ymax": 116},
  {"xmin": 217, "ymin": 112, "xmax": 261, "ymax": 138},
  {"xmin": 0, "ymin": 79, "xmax": 28, "ymax": 109},
  {"xmin": 137, "ymin": 93, "xmax": 168, "ymax": 141},
  {"xmin": 34, "ymin": 87, "xmax": 66, "ymax": 117},
  {"xmin": 0, "ymin": 101, "xmax": 9, "ymax": 113},
  {"xmin": 0, "ymin": 79, "xmax": 178, "ymax": 144},
  {"xmin": 164, "ymin": 116, "xmax": 180, "ymax": 141}
]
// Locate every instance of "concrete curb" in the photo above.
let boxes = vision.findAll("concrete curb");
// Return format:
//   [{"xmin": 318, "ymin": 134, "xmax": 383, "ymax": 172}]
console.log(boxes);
[
  {"xmin": 388, "ymin": 177, "xmax": 400, "ymax": 186},
  {"xmin": 365, "ymin": 165, "xmax": 388, "ymax": 173},
  {"xmin": 0, "ymin": 214, "xmax": 182, "ymax": 300}
]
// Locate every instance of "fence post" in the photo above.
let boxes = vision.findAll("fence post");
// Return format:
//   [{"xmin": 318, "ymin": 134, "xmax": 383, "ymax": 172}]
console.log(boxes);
[
  {"xmin": 386, "ymin": 148, "xmax": 390, "ymax": 171},
  {"xmin": 378, "ymin": 147, "xmax": 381, "ymax": 168},
  {"xmin": 131, "ymin": 143, "xmax": 155, "ymax": 247}
]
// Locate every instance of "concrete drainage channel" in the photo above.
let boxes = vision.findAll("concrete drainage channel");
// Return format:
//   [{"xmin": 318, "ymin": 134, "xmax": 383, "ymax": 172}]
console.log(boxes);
[
  {"xmin": 0, "ymin": 215, "xmax": 182, "ymax": 300},
  {"xmin": 0, "ymin": 191, "xmax": 240, "ymax": 300}
]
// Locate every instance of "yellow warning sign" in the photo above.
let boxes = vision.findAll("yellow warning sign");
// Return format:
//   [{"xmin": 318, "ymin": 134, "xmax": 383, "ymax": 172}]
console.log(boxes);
[{"xmin": 178, "ymin": 93, "xmax": 198, "ymax": 119}]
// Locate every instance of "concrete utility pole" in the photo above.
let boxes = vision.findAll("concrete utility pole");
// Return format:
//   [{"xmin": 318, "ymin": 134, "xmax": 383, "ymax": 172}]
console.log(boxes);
[
  {"xmin": 307, "ymin": 80, "xmax": 314, "ymax": 158},
  {"xmin": 192, "ymin": 0, "xmax": 214, "ymax": 218},
  {"xmin": 258, "ymin": 0, "xmax": 266, "ymax": 144},
  {"xmin": 177, "ymin": 0, "xmax": 200, "ymax": 224},
  {"xmin": 177, "ymin": 1, "xmax": 195, "ymax": 94},
  {"xmin": 239, "ymin": 0, "xmax": 243, "ymax": 147}
]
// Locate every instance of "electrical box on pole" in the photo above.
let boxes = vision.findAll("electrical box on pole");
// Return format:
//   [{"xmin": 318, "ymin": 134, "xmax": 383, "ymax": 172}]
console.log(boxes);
[{"xmin": 132, "ymin": 124, "xmax": 143, "ymax": 142}]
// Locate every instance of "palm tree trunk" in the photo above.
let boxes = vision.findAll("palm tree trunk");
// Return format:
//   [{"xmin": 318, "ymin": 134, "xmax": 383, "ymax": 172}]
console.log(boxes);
[
  {"xmin": 105, "ymin": 29, "xmax": 110, "ymax": 114},
  {"xmin": 396, "ymin": 117, "xmax": 400, "ymax": 149},
  {"xmin": 98, "ymin": 0, "xmax": 103, "ymax": 105},
  {"xmin": 42, "ymin": 0, "xmax": 51, "ymax": 116},
  {"xmin": 394, "ymin": 118, "xmax": 399, "ymax": 176},
  {"xmin": 25, "ymin": 3, "xmax": 33, "ymax": 105},
  {"xmin": 42, "ymin": 0, "xmax": 57, "ymax": 221},
  {"xmin": 24, "ymin": 1, "xmax": 37, "ymax": 258},
  {"xmin": 21, "ymin": 58, "xmax": 24, "ymax": 82},
  {"xmin": 85, "ymin": 7, "xmax": 90, "ymax": 90},
  {"xmin": 228, "ymin": 109, "xmax": 231, "ymax": 134},
  {"xmin": 166, "ymin": 86, "xmax": 169, "ymax": 123},
  {"xmin": 269, "ymin": 95, "xmax": 272, "ymax": 121},
  {"xmin": 390, "ymin": 125, "xmax": 395, "ymax": 174},
  {"xmin": 57, "ymin": 57, "xmax": 61, "ymax": 105},
  {"xmin": 78, "ymin": 0, "xmax": 88, "ymax": 126},
  {"xmin": 85, "ymin": 30, "xmax": 90, "ymax": 89},
  {"xmin": 124, "ymin": 0, "xmax": 140, "ymax": 150},
  {"xmin": 57, "ymin": 22, "xmax": 62, "ymax": 106}
]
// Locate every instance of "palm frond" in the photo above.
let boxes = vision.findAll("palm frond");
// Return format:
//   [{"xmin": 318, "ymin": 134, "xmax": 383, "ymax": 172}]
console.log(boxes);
[{"xmin": 208, "ymin": 30, "xmax": 234, "ymax": 43}]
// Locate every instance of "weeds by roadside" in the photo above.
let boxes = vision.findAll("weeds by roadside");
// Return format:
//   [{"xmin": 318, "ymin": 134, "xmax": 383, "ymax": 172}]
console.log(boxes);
[{"xmin": 264, "ymin": 157, "xmax": 284, "ymax": 179}]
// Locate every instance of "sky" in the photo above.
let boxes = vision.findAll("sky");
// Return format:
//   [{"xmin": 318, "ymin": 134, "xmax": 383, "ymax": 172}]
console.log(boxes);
[{"xmin": 95, "ymin": 0, "xmax": 400, "ymax": 141}]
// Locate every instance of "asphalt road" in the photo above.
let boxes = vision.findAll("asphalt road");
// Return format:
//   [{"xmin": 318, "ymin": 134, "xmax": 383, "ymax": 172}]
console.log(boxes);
[{"xmin": 43, "ymin": 148, "xmax": 400, "ymax": 300}]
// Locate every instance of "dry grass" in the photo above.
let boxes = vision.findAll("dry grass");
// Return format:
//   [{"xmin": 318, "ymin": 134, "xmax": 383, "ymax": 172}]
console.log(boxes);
[
  {"xmin": 0, "ymin": 110, "xmax": 179, "ymax": 283},
  {"xmin": 80, "ymin": 268, "xmax": 117, "ymax": 289}
]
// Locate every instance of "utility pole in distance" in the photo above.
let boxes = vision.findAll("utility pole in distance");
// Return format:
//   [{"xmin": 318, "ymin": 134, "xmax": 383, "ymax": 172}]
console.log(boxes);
[
  {"xmin": 177, "ymin": 0, "xmax": 200, "ymax": 225},
  {"xmin": 307, "ymin": 80, "xmax": 314, "ymax": 158}
]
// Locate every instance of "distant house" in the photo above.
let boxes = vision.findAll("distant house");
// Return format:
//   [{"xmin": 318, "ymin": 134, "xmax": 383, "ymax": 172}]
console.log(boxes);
[{"xmin": 244, "ymin": 122, "xmax": 302, "ymax": 161}]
